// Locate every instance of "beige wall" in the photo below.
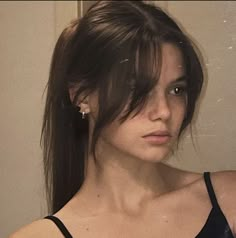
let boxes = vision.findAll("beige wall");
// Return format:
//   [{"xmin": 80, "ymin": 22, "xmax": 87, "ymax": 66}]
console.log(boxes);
[
  {"xmin": 1, "ymin": 1, "xmax": 235, "ymax": 237},
  {"xmin": 0, "ymin": 1, "xmax": 77, "ymax": 237},
  {"xmin": 162, "ymin": 1, "xmax": 236, "ymax": 172}
]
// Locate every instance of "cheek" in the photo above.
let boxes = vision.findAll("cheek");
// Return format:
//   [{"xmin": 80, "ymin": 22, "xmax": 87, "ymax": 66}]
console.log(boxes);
[
  {"xmin": 171, "ymin": 96, "xmax": 186, "ymax": 113},
  {"xmin": 100, "ymin": 121, "xmax": 125, "ymax": 144},
  {"xmin": 100, "ymin": 119, "xmax": 137, "ymax": 149},
  {"xmin": 169, "ymin": 99, "xmax": 186, "ymax": 127}
]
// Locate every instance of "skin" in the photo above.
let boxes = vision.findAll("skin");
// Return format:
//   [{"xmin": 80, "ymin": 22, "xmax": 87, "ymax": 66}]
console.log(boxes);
[
  {"xmin": 78, "ymin": 42, "xmax": 188, "ymax": 214},
  {"xmin": 9, "ymin": 43, "xmax": 236, "ymax": 238}
]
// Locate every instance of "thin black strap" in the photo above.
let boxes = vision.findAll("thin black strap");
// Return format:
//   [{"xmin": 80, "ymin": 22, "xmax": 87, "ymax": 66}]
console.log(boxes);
[
  {"xmin": 203, "ymin": 171, "xmax": 220, "ymax": 209},
  {"xmin": 44, "ymin": 215, "xmax": 73, "ymax": 238}
]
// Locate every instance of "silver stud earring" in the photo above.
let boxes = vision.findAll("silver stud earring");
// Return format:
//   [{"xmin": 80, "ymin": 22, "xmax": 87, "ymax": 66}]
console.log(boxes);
[{"xmin": 81, "ymin": 111, "xmax": 86, "ymax": 119}]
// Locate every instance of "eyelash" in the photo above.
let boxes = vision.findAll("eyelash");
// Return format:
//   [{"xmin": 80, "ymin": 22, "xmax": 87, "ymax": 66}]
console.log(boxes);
[
  {"xmin": 129, "ymin": 84, "xmax": 187, "ymax": 97},
  {"xmin": 169, "ymin": 85, "xmax": 187, "ymax": 96}
]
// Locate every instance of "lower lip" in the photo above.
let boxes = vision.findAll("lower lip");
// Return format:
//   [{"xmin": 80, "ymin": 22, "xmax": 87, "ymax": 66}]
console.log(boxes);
[{"xmin": 142, "ymin": 135, "xmax": 171, "ymax": 145}]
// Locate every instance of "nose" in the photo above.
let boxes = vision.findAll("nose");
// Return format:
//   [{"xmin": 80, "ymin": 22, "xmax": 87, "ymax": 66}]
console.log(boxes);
[{"xmin": 147, "ymin": 92, "xmax": 171, "ymax": 121}]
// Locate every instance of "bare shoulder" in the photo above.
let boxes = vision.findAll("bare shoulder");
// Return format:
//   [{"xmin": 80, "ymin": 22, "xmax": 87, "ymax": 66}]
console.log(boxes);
[
  {"xmin": 181, "ymin": 169, "xmax": 236, "ymax": 234},
  {"xmin": 210, "ymin": 170, "xmax": 236, "ymax": 233},
  {"xmin": 8, "ymin": 218, "xmax": 63, "ymax": 238},
  {"xmin": 210, "ymin": 170, "xmax": 236, "ymax": 198},
  {"xmin": 182, "ymin": 169, "xmax": 236, "ymax": 193}
]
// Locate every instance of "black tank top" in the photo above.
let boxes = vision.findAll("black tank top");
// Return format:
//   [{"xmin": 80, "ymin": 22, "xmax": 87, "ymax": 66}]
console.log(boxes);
[{"xmin": 44, "ymin": 172, "xmax": 234, "ymax": 238}]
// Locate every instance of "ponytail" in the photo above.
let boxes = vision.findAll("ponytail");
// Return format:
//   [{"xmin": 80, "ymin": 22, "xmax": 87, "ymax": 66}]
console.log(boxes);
[{"xmin": 41, "ymin": 19, "xmax": 88, "ymax": 214}]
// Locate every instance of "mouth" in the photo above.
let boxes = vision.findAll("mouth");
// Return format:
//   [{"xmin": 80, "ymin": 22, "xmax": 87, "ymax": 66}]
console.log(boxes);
[{"xmin": 142, "ymin": 130, "xmax": 172, "ymax": 145}]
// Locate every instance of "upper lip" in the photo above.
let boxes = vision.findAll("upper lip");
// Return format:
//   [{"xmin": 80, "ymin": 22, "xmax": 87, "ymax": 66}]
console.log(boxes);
[{"xmin": 142, "ymin": 130, "xmax": 171, "ymax": 137}]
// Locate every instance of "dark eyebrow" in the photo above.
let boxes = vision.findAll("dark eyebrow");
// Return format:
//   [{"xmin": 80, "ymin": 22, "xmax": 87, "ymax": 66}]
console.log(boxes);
[{"xmin": 171, "ymin": 75, "xmax": 187, "ymax": 84}]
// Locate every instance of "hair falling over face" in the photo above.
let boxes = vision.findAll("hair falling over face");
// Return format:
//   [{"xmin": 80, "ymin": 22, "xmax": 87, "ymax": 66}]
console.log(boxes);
[{"xmin": 41, "ymin": 0, "xmax": 204, "ymax": 214}]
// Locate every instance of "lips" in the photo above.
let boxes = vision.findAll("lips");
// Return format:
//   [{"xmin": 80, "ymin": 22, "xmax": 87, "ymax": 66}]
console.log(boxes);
[
  {"xmin": 142, "ymin": 130, "xmax": 172, "ymax": 145},
  {"xmin": 142, "ymin": 130, "xmax": 171, "ymax": 137}
]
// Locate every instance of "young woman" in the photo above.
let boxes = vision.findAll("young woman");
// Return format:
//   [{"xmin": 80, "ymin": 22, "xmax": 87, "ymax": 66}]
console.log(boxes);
[{"xmin": 10, "ymin": 1, "xmax": 236, "ymax": 237}]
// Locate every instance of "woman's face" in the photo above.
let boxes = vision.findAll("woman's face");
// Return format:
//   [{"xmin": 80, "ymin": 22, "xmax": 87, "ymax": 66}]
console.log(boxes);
[{"xmin": 90, "ymin": 43, "xmax": 187, "ymax": 162}]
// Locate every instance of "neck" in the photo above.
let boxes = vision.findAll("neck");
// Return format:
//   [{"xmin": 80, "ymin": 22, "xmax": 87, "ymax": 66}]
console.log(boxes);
[{"xmin": 74, "ymin": 139, "xmax": 175, "ymax": 217}]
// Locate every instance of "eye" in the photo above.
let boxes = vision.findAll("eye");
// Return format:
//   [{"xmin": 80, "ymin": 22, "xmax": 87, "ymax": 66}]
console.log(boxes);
[{"xmin": 169, "ymin": 85, "xmax": 187, "ymax": 96}]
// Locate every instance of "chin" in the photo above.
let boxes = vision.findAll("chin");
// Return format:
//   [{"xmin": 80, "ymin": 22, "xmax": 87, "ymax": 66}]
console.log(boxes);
[{"xmin": 134, "ymin": 146, "xmax": 171, "ymax": 163}]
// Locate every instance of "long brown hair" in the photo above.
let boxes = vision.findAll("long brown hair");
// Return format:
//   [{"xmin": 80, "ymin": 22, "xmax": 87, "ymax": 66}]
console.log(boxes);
[{"xmin": 41, "ymin": 1, "xmax": 204, "ymax": 214}]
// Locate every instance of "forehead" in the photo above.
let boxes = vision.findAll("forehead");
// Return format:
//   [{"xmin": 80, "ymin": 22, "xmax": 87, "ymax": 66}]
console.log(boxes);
[{"xmin": 159, "ymin": 43, "xmax": 185, "ymax": 83}]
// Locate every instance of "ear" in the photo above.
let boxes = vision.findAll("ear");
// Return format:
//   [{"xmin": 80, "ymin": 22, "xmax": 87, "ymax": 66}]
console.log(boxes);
[{"xmin": 68, "ymin": 87, "xmax": 91, "ymax": 114}]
